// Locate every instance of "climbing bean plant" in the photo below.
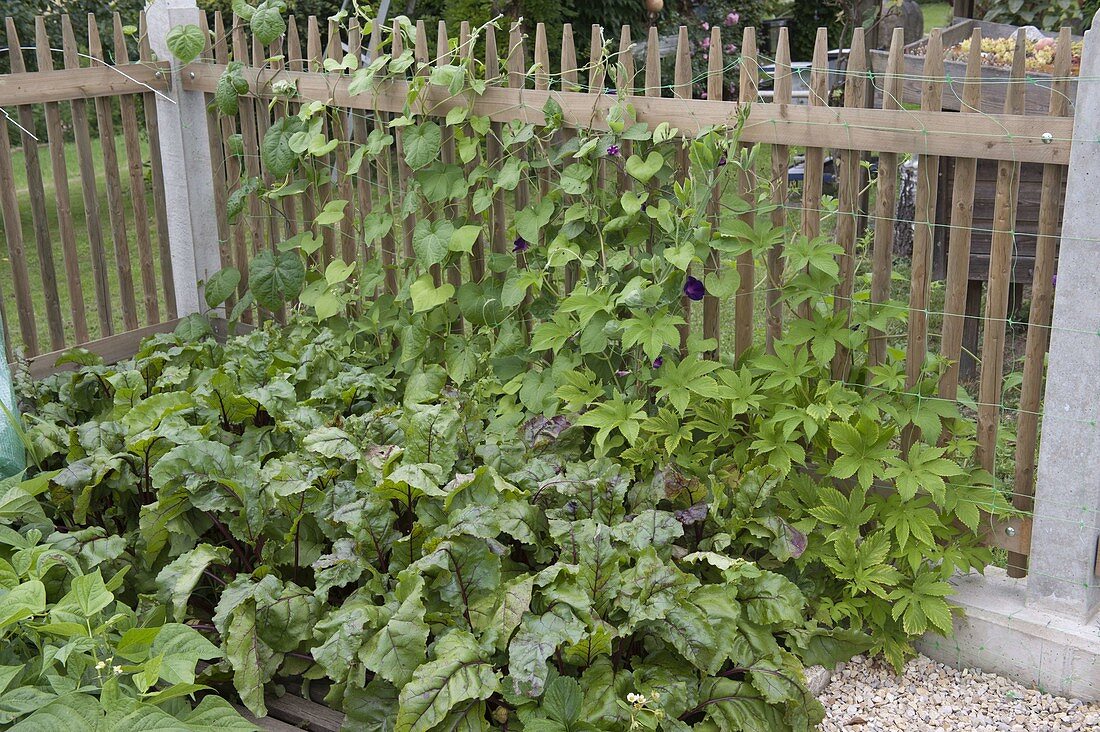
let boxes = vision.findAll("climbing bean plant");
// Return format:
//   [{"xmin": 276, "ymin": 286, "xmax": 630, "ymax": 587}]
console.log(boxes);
[{"xmin": 4, "ymin": 5, "xmax": 1016, "ymax": 730}]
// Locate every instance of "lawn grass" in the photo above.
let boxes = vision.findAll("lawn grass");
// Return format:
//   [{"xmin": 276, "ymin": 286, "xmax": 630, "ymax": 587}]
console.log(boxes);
[
  {"xmin": 1, "ymin": 134, "xmax": 170, "ymax": 353},
  {"xmin": 922, "ymin": 2, "xmax": 955, "ymax": 31}
]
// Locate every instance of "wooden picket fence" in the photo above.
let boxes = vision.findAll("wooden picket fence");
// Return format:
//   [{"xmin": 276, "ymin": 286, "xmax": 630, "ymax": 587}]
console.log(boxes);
[
  {"xmin": 0, "ymin": 11, "xmax": 1082, "ymax": 571},
  {"xmin": 0, "ymin": 15, "xmax": 177, "ymax": 362}
]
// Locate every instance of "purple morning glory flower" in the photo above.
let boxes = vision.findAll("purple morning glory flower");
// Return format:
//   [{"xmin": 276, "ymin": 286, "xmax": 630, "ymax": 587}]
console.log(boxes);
[
  {"xmin": 652, "ymin": 357, "xmax": 664, "ymax": 369},
  {"xmin": 683, "ymin": 275, "xmax": 705, "ymax": 301},
  {"xmin": 1052, "ymin": 274, "xmax": 1058, "ymax": 287},
  {"xmin": 606, "ymin": 143, "xmax": 621, "ymax": 157},
  {"xmin": 513, "ymin": 236, "xmax": 529, "ymax": 253},
  {"xmin": 717, "ymin": 154, "xmax": 728, "ymax": 167}
]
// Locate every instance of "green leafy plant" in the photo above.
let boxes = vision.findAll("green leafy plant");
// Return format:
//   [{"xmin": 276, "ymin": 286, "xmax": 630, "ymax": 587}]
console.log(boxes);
[
  {"xmin": 14, "ymin": 5, "xmax": 1015, "ymax": 728},
  {"xmin": 0, "ymin": 475, "xmax": 248, "ymax": 730}
]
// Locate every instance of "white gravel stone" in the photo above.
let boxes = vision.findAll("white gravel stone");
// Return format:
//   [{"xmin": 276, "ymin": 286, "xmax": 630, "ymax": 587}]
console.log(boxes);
[{"xmin": 817, "ymin": 654, "xmax": 1100, "ymax": 731}]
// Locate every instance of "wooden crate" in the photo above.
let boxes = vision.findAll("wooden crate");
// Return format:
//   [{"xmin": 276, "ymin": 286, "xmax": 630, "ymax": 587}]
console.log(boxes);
[
  {"xmin": 869, "ymin": 18, "xmax": 1080, "ymax": 114},
  {"xmin": 933, "ymin": 159, "xmax": 1066, "ymax": 284}
]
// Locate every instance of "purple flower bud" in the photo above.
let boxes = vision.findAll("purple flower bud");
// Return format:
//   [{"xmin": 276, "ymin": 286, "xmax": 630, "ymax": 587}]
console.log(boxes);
[
  {"xmin": 717, "ymin": 154, "xmax": 728, "ymax": 167},
  {"xmin": 683, "ymin": 275, "xmax": 705, "ymax": 301},
  {"xmin": 512, "ymin": 236, "xmax": 529, "ymax": 253},
  {"xmin": 652, "ymin": 357, "xmax": 664, "ymax": 369},
  {"xmin": 615, "ymin": 369, "xmax": 630, "ymax": 377},
  {"xmin": 606, "ymin": 143, "xmax": 621, "ymax": 157},
  {"xmin": 1052, "ymin": 274, "xmax": 1058, "ymax": 287}
]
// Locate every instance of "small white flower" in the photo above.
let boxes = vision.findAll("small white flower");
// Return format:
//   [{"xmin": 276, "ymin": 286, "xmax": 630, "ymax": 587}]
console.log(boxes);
[
  {"xmin": 627, "ymin": 692, "xmax": 638, "ymax": 703},
  {"xmin": 113, "ymin": 665, "xmax": 123, "ymax": 675},
  {"xmin": 95, "ymin": 661, "xmax": 106, "ymax": 670}
]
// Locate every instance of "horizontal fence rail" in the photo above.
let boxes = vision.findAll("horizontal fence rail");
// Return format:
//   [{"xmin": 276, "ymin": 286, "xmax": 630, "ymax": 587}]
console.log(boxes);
[{"xmin": 181, "ymin": 65, "xmax": 1074, "ymax": 165}]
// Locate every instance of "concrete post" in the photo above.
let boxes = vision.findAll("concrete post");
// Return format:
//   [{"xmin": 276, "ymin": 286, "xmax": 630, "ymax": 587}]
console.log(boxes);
[
  {"xmin": 1026, "ymin": 11, "xmax": 1100, "ymax": 622},
  {"xmin": 145, "ymin": 0, "xmax": 221, "ymax": 316}
]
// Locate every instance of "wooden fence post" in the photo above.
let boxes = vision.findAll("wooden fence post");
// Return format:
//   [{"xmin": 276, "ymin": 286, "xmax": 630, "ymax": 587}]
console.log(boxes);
[
  {"xmin": 145, "ymin": 0, "xmax": 221, "ymax": 316},
  {"xmin": 1025, "ymin": 12, "xmax": 1100, "ymax": 621}
]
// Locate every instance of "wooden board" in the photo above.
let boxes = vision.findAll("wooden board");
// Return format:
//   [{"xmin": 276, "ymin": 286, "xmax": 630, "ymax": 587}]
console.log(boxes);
[
  {"xmin": 182, "ymin": 64, "xmax": 1073, "ymax": 165},
  {"xmin": 976, "ymin": 31, "xmax": 1027, "ymax": 474},
  {"xmin": 26, "ymin": 320, "xmax": 182, "ymax": 379},
  {"xmin": 939, "ymin": 28, "xmax": 985, "ymax": 400},
  {"xmin": 0, "ymin": 62, "xmax": 168, "ymax": 105},
  {"xmin": 6, "ymin": 18, "xmax": 65, "ymax": 350},
  {"xmin": 36, "ymin": 16, "xmax": 89, "ymax": 344},
  {"xmin": 868, "ymin": 29, "xmax": 905, "ymax": 367}
]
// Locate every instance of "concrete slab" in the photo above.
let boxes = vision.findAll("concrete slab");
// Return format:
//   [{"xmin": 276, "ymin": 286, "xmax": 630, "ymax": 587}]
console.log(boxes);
[{"xmin": 917, "ymin": 569, "xmax": 1100, "ymax": 701}]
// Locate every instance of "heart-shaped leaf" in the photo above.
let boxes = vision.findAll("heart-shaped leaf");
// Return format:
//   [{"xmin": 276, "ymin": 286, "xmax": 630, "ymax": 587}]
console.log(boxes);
[
  {"xmin": 403, "ymin": 122, "xmax": 442, "ymax": 170},
  {"xmin": 625, "ymin": 152, "xmax": 664, "ymax": 183},
  {"xmin": 409, "ymin": 275, "xmax": 454, "ymax": 313}
]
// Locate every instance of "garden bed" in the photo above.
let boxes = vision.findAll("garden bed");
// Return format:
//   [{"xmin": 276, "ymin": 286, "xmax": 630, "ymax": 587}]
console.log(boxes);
[
  {"xmin": 869, "ymin": 19, "xmax": 1082, "ymax": 114},
  {"xmin": 0, "ymin": 8, "xmax": 1027, "ymax": 731}
]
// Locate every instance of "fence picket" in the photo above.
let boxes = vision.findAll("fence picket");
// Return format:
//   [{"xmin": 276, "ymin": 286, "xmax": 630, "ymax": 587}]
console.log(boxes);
[
  {"xmin": 976, "ymin": 30, "xmax": 1027, "ymax": 471},
  {"xmin": 392, "ymin": 20, "xmax": 415, "ymax": 264},
  {"xmin": 458, "ymin": 21, "xmax": 485, "ymax": 284},
  {"xmin": 256, "ymin": 33, "xmax": 284, "ymax": 262},
  {"xmin": 306, "ymin": 17, "xmax": 335, "ymax": 264},
  {"xmin": 508, "ymin": 22, "xmax": 532, "ymax": 335},
  {"xmin": 674, "ymin": 26, "xmax": 691, "ymax": 352},
  {"xmin": 0, "ymin": 89, "xmax": 36, "ymax": 354},
  {"xmin": 348, "ymin": 20, "xmax": 374, "ymax": 267},
  {"xmin": 7, "ymin": 19, "xmax": 65, "ymax": 348},
  {"xmin": 438, "ymin": 21, "xmax": 463, "ymax": 312},
  {"xmin": 213, "ymin": 12, "xmax": 251, "ymax": 317},
  {"xmin": 904, "ymin": 29, "xmax": 945, "ymax": 402},
  {"xmin": 869, "ymin": 28, "xmax": 904, "ymax": 366},
  {"xmin": 88, "ymin": 16, "xmax": 140, "ymax": 333},
  {"xmin": 939, "ymin": 29, "xmax": 984, "ymax": 396},
  {"xmin": 485, "ymin": 25, "xmax": 506, "ymax": 279},
  {"xmin": 368, "ymin": 18, "xmax": 397, "ymax": 295},
  {"xmin": 798, "ymin": 29, "xmax": 829, "ymax": 320},
  {"xmin": 330, "ymin": 23, "xmax": 356, "ymax": 267},
  {"xmin": 234, "ymin": 18, "xmax": 268, "ymax": 275},
  {"xmin": 60, "ymin": 15, "xmax": 112, "ymax": 337},
  {"xmin": 113, "ymin": 15, "xmax": 160, "ymax": 325},
  {"xmin": 830, "ymin": 28, "xmax": 867, "ymax": 379},
  {"xmin": 616, "ymin": 25, "xmax": 635, "ymax": 191},
  {"xmin": 283, "ymin": 16, "xmax": 303, "ymax": 244},
  {"xmin": 412, "ymin": 20, "xmax": 440, "ymax": 285},
  {"xmin": 510, "ymin": 21, "xmax": 531, "ymax": 227},
  {"xmin": 968, "ymin": 30, "xmax": 1027, "ymax": 473},
  {"xmin": 735, "ymin": 26, "xmax": 759, "ymax": 359},
  {"xmin": 702, "ymin": 25, "xmax": 724, "ymax": 356},
  {"xmin": 197, "ymin": 10, "xmax": 233, "ymax": 313},
  {"xmin": 560, "ymin": 24, "xmax": 580, "ymax": 293},
  {"xmin": 766, "ymin": 27, "xmax": 791, "ymax": 353},
  {"xmin": 535, "ymin": 22, "xmax": 551, "ymax": 199},
  {"xmin": 35, "ymin": 16, "xmax": 88, "ymax": 344}
]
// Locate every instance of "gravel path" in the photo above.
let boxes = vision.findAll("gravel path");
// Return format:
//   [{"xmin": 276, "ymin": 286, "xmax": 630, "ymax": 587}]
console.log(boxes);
[{"xmin": 818, "ymin": 654, "xmax": 1100, "ymax": 731}]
